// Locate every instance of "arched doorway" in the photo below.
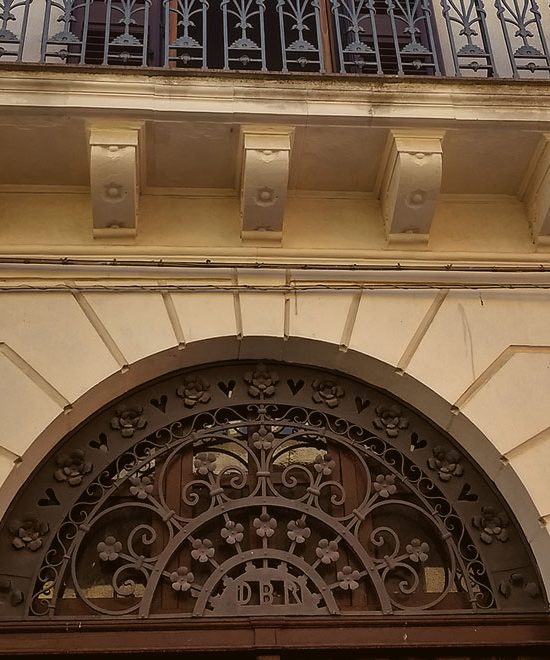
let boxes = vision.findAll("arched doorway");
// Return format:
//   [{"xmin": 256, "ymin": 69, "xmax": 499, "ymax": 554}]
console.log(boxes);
[{"xmin": 0, "ymin": 361, "xmax": 548, "ymax": 655}]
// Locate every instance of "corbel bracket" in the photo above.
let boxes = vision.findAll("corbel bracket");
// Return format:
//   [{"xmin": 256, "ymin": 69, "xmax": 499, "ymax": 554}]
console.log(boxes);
[
  {"xmin": 376, "ymin": 129, "xmax": 444, "ymax": 246},
  {"xmin": 88, "ymin": 122, "xmax": 144, "ymax": 238},
  {"xmin": 520, "ymin": 132, "xmax": 550, "ymax": 246},
  {"xmin": 239, "ymin": 126, "xmax": 293, "ymax": 244}
]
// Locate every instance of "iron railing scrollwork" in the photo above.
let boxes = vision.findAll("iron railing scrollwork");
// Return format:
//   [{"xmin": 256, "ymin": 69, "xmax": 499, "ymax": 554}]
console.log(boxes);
[
  {"xmin": 1, "ymin": 0, "xmax": 550, "ymax": 77},
  {"xmin": 0, "ymin": 362, "xmax": 545, "ymax": 622}
]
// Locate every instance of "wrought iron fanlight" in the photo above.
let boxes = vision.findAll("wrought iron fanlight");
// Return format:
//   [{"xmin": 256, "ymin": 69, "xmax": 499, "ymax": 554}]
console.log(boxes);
[{"xmin": 0, "ymin": 362, "xmax": 545, "ymax": 620}]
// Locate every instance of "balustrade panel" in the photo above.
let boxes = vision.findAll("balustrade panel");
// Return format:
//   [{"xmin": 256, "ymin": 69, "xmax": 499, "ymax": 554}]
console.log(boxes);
[
  {"xmin": 1, "ymin": 0, "xmax": 550, "ymax": 78},
  {"xmin": 278, "ymin": 0, "xmax": 324, "ymax": 72},
  {"xmin": 331, "ymin": 0, "xmax": 440, "ymax": 75},
  {"xmin": 163, "ymin": 1, "xmax": 208, "ymax": 69},
  {"xmin": 495, "ymin": 0, "xmax": 550, "ymax": 76},
  {"xmin": 0, "ymin": 0, "xmax": 33, "ymax": 61}
]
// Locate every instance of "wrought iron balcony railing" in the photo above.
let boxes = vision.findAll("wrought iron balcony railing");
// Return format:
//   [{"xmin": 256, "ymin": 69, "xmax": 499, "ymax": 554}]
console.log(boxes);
[{"xmin": 1, "ymin": 0, "xmax": 550, "ymax": 79}]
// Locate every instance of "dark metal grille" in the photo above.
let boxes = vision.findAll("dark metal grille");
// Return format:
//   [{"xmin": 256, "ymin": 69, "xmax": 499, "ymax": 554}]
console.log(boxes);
[
  {"xmin": 0, "ymin": 362, "xmax": 545, "ymax": 623},
  {"xmin": 332, "ymin": 0, "xmax": 441, "ymax": 75},
  {"xmin": 1, "ymin": 0, "xmax": 550, "ymax": 77}
]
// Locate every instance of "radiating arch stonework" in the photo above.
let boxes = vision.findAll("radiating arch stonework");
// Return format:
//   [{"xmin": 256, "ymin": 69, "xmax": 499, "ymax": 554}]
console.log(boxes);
[
  {"xmin": 0, "ymin": 361, "xmax": 546, "ymax": 623},
  {"xmin": 1, "ymin": 286, "xmax": 550, "ymax": 605}
]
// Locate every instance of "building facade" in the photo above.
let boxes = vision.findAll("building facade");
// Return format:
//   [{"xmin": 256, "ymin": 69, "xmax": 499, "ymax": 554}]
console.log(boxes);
[{"xmin": 1, "ymin": 1, "xmax": 550, "ymax": 657}]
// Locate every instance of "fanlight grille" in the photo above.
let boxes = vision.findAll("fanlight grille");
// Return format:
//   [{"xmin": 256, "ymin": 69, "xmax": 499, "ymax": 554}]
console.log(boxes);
[{"xmin": 0, "ymin": 363, "xmax": 545, "ymax": 620}]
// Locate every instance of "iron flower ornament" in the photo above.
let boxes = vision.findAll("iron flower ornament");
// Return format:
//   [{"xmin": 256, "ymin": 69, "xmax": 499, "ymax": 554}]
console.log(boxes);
[
  {"xmin": 312, "ymin": 379, "xmax": 345, "ymax": 408},
  {"xmin": 221, "ymin": 521, "xmax": 244, "ymax": 545},
  {"xmin": 129, "ymin": 474, "xmax": 154, "ymax": 500},
  {"xmin": 428, "ymin": 446, "xmax": 464, "ymax": 481},
  {"xmin": 252, "ymin": 426, "xmax": 275, "ymax": 450},
  {"xmin": 170, "ymin": 567, "xmax": 194, "ymax": 592},
  {"xmin": 176, "ymin": 377, "xmax": 211, "ymax": 408},
  {"xmin": 406, "ymin": 539, "xmax": 430, "ymax": 563},
  {"xmin": 54, "ymin": 449, "xmax": 92, "ymax": 487},
  {"xmin": 373, "ymin": 474, "xmax": 397, "ymax": 498},
  {"xmin": 473, "ymin": 506, "xmax": 510, "ymax": 544},
  {"xmin": 191, "ymin": 538, "xmax": 215, "ymax": 563},
  {"xmin": 245, "ymin": 363, "xmax": 279, "ymax": 398},
  {"xmin": 97, "ymin": 536, "xmax": 122, "ymax": 562},
  {"xmin": 316, "ymin": 539, "xmax": 340, "ymax": 564},
  {"xmin": 9, "ymin": 515, "xmax": 49, "ymax": 552},
  {"xmin": 287, "ymin": 519, "xmax": 311, "ymax": 543},
  {"xmin": 373, "ymin": 405, "xmax": 409, "ymax": 437},
  {"xmin": 253, "ymin": 513, "xmax": 277, "ymax": 538},
  {"xmin": 110, "ymin": 405, "xmax": 147, "ymax": 438},
  {"xmin": 337, "ymin": 566, "xmax": 361, "ymax": 590}
]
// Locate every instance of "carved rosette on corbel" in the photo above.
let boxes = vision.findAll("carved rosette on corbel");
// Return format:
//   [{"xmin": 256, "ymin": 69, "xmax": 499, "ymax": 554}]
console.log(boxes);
[
  {"xmin": 88, "ymin": 121, "xmax": 144, "ymax": 238},
  {"xmin": 239, "ymin": 126, "xmax": 294, "ymax": 245},
  {"xmin": 376, "ymin": 129, "xmax": 445, "ymax": 247}
]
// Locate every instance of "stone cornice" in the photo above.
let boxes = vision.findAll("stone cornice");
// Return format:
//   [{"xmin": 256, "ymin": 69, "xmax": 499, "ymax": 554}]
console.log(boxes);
[{"xmin": 1, "ymin": 68, "xmax": 550, "ymax": 126}]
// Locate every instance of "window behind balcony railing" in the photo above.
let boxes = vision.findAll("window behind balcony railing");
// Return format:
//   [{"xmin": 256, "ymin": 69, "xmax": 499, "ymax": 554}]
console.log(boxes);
[
  {"xmin": 1, "ymin": 0, "xmax": 550, "ymax": 78},
  {"xmin": 35, "ymin": 0, "xmax": 328, "ymax": 71}
]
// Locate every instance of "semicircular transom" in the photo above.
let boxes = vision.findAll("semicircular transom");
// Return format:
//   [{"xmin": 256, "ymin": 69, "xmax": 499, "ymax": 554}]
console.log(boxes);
[{"xmin": 0, "ymin": 361, "xmax": 546, "ymax": 621}]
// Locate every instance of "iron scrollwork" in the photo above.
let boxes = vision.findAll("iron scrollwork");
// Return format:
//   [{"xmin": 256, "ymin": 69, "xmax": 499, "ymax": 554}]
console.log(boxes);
[
  {"xmin": 0, "ymin": 362, "xmax": 545, "ymax": 620},
  {"xmin": 2, "ymin": 0, "xmax": 550, "ymax": 77}
]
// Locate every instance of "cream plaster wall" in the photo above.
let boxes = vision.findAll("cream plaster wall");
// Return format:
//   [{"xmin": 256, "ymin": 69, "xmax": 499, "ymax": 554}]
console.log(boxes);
[
  {"xmin": 0, "ymin": 193, "xmax": 537, "ymax": 255},
  {"xmin": 0, "ymin": 282, "xmax": 549, "ymax": 590},
  {"xmin": 0, "ymin": 47, "xmax": 549, "ymax": 611}
]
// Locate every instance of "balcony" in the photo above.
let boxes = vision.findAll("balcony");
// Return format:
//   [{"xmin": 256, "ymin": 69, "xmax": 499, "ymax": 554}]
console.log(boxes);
[
  {"xmin": 2, "ymin": 2, "xmax": 550, "ymax": 252},
  {"xmin": 1, "ymin": 0, "xmax": 550, "ymax": 79}
]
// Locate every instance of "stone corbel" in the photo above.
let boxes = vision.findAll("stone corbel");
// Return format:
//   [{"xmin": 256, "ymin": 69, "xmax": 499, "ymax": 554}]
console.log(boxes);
[
  {"xmin": 239, "ymin": 126, "xmax": 293, "ymax": 244},
  {"xmin": 376, "ymin": 129, "xmax": 445, "ymax": 247},
  {"xmin": 519, "ymin": 132, "xmax": 550, "ymax": 247},
  {"xmin": 88, "ymin": 122, "xmax": 144, "ymax": 238}
]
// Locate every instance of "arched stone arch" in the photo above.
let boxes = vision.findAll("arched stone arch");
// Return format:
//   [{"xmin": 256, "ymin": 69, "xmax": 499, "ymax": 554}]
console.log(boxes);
[{"xmin": 1, "ymin": 335, "xmax": 549, "ymax": 595}]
